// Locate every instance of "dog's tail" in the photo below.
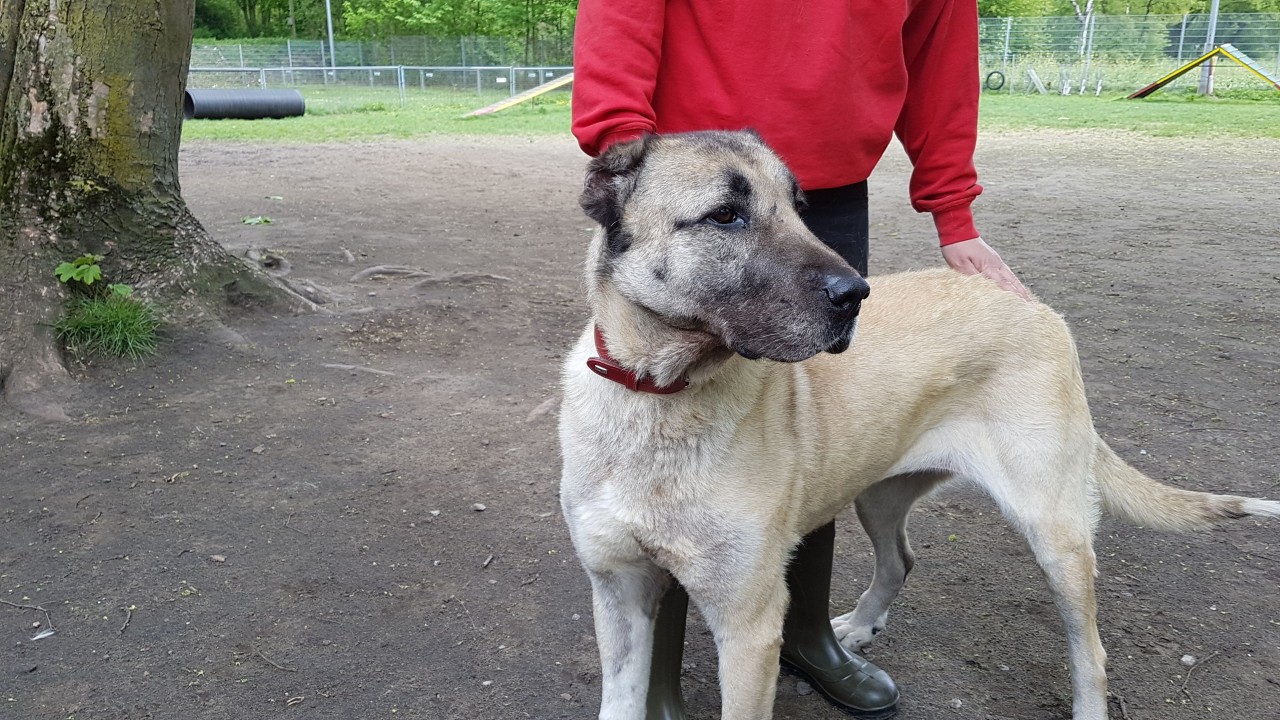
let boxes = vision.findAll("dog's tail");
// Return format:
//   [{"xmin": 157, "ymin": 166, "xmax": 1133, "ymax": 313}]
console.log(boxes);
[{"xmin": 1094, "ymin": 439, "xmax": 1280, "ymax": 531}]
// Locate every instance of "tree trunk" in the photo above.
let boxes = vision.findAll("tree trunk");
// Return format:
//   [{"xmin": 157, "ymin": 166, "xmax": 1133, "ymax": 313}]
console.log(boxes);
[{"xmin": 0, "ymin": 0, "xmax": 310, "ymax": 421}]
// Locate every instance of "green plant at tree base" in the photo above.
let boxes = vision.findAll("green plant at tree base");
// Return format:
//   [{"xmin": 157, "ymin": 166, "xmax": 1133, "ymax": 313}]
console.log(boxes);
[
  {"xmin": 53, "ymin": 255, "xmax": 159, "ymax": 359},
  {"xmin": 54, "ymin": 254, "xmax": 104, "ymax": 287},
  {"xmin": 55, "ymin": 296, "xmax": 160, "ymax": 359}
]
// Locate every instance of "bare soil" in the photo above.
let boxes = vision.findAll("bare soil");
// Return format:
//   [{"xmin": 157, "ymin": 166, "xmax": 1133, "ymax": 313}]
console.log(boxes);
[{"xmin": 3, "ymin": 131, "xmax": 1278, "ymax": 720}]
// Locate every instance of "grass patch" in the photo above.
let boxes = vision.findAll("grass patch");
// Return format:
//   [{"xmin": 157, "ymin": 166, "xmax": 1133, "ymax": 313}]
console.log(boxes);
[
  {"xmin": 181, "ymin": 85, "xmax": 1280, "ymax": 143},
  {"xmin": 978, "ymin": 91, "xmax": 1280, "ymax": 138},
  {"xmin": 182, "ymin": 87, "xmax": 572, "ymax": 142},
  {"xmin": 56, "ymin": 295, "xmax": 160, "ymax": 359}
]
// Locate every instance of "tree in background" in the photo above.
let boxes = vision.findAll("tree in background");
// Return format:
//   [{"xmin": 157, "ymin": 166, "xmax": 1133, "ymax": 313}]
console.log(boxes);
[
  {"xmin": 194, "ymin": 0, "xmax": 337, "ymax": 38},
  {"xmin": 489, "ymin": 0, "xmax": 576, "ymax": 63},
  {"xmin": 342, "ymin": 0, "xmax": 442, "ymax": 36},
  {"xmin": 196, "ymin": 0, "xmax": 247, "ymax": 37},
  {"xmin": 338, "ymin": 0, "xmax": 576, "ymax": 62},
  {"xmin": 1, "ymin": 0, "xmax": 308, "ymax": 420}
]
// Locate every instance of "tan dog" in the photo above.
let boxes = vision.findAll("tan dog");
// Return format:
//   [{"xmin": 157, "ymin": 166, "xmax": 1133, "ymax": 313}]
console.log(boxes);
[{"xmin": 557, "ymin": 131, "xmax": 1278, "ymax": 720}]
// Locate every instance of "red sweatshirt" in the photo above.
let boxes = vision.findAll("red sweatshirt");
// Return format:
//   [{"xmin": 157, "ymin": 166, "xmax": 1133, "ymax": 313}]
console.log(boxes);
[{"xmin": 571, "ymin": 0, "xmax": 983, "ymax": 246}]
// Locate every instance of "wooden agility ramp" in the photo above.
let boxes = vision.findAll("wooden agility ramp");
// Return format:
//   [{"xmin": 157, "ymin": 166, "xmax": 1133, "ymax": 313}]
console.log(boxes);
[
  {"xmin": 465, "ymin": 72, "xmax": 574, "ymax": 117},
  {"xmin": 1129, "ymin": 43, "xmax": 1280, "ymax": 98}
]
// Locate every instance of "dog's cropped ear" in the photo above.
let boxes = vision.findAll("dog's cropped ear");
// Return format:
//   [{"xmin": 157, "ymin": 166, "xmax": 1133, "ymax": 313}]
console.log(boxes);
[{"xmin": 580, "ymin": 135, "xmax": 651, "ymax": 230}]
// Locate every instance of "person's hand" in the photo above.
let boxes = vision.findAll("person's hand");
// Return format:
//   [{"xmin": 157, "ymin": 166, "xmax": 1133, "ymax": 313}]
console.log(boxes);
[{"xmin": 940, "ymin": 237, "xmax": 1033, "ymax": 302}]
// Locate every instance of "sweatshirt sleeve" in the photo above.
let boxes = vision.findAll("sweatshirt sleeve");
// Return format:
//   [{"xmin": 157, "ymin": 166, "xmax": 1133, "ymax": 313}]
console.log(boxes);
[
  {"xmin": 895, "ymin": 0, "xmax": 984, "ymax": 246},
  {"xmin": 570, "ymin": 0, "xmax": 665, "ymax": 157}
]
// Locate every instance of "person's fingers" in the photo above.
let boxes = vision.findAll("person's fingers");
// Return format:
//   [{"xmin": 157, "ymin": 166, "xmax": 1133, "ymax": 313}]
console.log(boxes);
[
  {"xmin": 988, "ymin": 263, "xmax": 1033, "ymax": 301},
  {"xmin": 941, "ymin": 239, "xmax": 1033, "ymax": 301}
]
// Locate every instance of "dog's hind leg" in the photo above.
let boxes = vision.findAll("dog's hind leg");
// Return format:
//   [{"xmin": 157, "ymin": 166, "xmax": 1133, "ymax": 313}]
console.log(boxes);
[
  {"xmin": 976, "ymin": 447, "xmax": 1109, "ymax": 720},
  {"xmin": 832, "ymin": 471, "xmax": 946, "ymax": 653},
  {"xmin": 585, "ymin": 559, "xmax": 672, "ymax": 720},
  {"xmin": 1006, "ymin": 506, "xmax": 1108, "ymax": 719}
]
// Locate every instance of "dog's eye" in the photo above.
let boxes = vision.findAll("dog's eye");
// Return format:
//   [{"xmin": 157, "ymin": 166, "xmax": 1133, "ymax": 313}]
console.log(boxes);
[{"xmin": 705, "ymin": 207, "xmax": 742, "ymax": 226}]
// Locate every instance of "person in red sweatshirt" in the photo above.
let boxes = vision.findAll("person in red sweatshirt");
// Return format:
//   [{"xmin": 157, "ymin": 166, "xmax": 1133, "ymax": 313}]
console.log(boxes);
[{"xmin": 572, "ymin": 1, "xmax": 1031, "ymax": 717}]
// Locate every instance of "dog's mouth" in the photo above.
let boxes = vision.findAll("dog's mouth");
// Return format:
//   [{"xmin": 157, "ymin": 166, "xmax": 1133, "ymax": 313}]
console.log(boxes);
[
  {"xmin": 825, "ymin": 319, "xmax": 858, "ymax": 355},
  {"xmin": 826, "ymin": 335, "xmax": 852, "ymax": 355},
  {"xmin": 731, "ymin": 319, "xmax": 858, "ymax": 362}
]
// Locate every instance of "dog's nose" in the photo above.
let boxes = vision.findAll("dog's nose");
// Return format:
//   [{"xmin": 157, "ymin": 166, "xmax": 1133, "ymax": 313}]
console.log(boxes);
[{"xmin": 823, "ymin": 273, "xmax": 870, "ymax": 310}]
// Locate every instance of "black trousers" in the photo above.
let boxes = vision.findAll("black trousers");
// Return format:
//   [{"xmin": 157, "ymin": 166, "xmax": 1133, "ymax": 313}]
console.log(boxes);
[{"xmin": 802, "ymin": 181, "xmax": 869, "ymax": 275}]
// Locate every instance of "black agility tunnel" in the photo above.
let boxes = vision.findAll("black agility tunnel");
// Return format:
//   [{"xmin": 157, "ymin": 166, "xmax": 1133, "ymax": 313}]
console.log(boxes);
[{"xmin": 183, "ymin": 89, "xmax": 305, "ymax": 120}]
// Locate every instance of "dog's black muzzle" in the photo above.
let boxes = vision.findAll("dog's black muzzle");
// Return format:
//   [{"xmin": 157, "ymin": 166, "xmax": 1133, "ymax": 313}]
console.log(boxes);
[{"xmin": 821, "ymin": 271, "xmax": 868, "ymax": 355}]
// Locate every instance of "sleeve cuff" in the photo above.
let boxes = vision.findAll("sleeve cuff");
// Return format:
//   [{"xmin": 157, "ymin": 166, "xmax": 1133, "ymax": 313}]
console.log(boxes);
[
  {"xmin": 598, "ymin": 128, "xmax": 650, "ymax": 154},
  {"xmin": 933, "ymin": 205, "xmax": 980, "ymax": 246}
]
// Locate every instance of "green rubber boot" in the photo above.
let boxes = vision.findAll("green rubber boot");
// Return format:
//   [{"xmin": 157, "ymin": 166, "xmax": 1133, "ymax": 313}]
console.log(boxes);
[
  {"xmin": 645, "ymin": 579, "xmax": 690, "ymax": 720},
  {"xmin": 780, "ymin": 521, "xmax": 900, "ymax": 718}
]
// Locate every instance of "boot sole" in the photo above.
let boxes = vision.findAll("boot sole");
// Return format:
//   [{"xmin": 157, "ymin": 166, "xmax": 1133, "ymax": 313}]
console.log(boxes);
[{"xmin": 779, "ymin": 657, "xmax": 900, "ymax": 720}]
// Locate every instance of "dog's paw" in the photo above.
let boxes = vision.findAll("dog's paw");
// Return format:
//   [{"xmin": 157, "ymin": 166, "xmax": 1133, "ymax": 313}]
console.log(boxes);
[{"xmin": 831, "ymin": 610, "xmax": 887, "ymax": 653}]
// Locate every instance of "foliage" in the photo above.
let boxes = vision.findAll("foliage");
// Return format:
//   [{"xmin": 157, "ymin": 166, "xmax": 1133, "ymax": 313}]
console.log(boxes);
[
  {"xmin": 343, "ymin": 0, "xmax": 438, "ymax": 36},
  {"xmin": 981, "ymin": 0, "xmax": 1058, "ymax": 16},
  {"xmin": 197, "ymin": 0, "xmax": 335, "ymax": 38},
  {"xmin": 55, "ymin": 295, "xmax": 160, "ymax": 359},
  {"xmin": 54, "ymin": 254, "xmax": 104, "ymax": 287},
  {"xmin": 52, "ymin": 255, "xmax": 158, "ymax": 358},
  {"xmin": 195, "ymin": 0, "xmax": 578, "ymax": 56},
  {"xmin": 341, "ymin": 0, "xmax": 576, "ymax": 49},
  {"xmin": 195, "ymin": 0, "xmax": 247, "ymax": 38}
]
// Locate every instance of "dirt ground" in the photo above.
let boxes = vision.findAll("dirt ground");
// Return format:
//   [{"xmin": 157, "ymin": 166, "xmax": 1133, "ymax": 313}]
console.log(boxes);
[{"xmin": 3, "ymin": 129, "xmax": 1278, "ymax": 720}]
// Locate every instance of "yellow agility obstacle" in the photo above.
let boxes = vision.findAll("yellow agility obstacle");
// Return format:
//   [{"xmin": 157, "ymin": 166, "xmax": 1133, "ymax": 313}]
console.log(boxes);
[
  {"xmin": 465, "ymin": 72, "xmax": 574, "ymax": 117},
  {"xmin": 1129, "ymin": 43, "xmax": 1280, "ymax": 98}
]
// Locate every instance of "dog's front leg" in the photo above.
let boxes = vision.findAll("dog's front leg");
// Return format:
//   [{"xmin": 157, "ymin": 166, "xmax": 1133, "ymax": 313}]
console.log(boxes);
[
  {"xmin": 586, "ymin": 560, "xmax": 670, "ymax": 720},
  {"xmin": 689, "ymin": 560, "xmax": 790, "ymax": 719}
]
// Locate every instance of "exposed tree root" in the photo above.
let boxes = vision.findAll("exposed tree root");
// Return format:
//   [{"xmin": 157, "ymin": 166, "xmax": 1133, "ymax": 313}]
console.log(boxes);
[{"xmin": 349, "ymin": 265, "xmax": 431, "ymax": 283}]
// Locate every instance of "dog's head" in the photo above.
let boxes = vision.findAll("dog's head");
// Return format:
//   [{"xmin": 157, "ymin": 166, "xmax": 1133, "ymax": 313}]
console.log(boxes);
[{"xmin": 581, "ymin": 131, "xmax": 868, "ymax": 363}]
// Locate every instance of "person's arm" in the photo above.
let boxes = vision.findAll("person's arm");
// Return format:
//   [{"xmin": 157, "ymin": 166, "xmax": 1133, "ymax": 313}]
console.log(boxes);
[
  {"xmin": 571, "ymin": 0, "xmax": 665, "ymax": 156},
  {"xmin": 897, "ymin": 0, "xmax": 1031, "ymax": 300}
]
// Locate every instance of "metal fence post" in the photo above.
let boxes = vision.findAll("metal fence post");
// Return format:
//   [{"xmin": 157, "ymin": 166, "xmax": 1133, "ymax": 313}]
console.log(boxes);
[
  {"xmin": 1002, "ymin": 16, "xmax": 1012, "ymax": 79},
  {"xmin": 259, "ymin": 68, "xmax": 266, "ymax": 89},
  {"xmin": 1198, "ymin": 0, "xmax": 1221, "ymax": 94},
  {"xmin": 1177, "ymin": 14, "xmax": 1188, "ymax": 63},
  {"xmin": 398, "ymin": 66, "xmax": 406, "ymax": 107},
  {"xmin": 1079, "ymin": 12, "xmax": 1096, "ymax": 94},
  {"xmin": 509, "ymin": 67, "xmax": 516, "ymax": 96},
  {"xmin": 287, "ymin": 39, "xmax": 293, "ymax": 68},
  {"xmin": 238, "ymin": 44, "xmax": 244, "ymax": 68}
]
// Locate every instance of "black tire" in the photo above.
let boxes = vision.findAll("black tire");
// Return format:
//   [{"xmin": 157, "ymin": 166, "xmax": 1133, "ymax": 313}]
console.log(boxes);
[{"xmin": 984, "ymin": 70, "xmax": 1006, "ymax": 91}]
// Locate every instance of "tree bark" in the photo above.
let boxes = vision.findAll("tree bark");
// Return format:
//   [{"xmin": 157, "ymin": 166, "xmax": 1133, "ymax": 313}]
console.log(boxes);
[{"xmin": 1, "ymin": 0, "xmax": 310, "ymax": 421}]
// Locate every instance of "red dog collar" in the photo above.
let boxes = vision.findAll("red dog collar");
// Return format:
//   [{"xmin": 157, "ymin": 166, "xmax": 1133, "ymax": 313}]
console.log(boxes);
[{"xmin": 587, "ymin": 326, "xmax": 689, "ymax": 395}]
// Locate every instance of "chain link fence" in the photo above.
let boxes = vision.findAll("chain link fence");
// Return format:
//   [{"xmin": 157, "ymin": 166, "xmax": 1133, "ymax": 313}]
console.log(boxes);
[
  {"xmin": 980, "ymin": 13, "xmax": 1280, "ymax": 94},
  {"xmin": 187, "ymin": 14, "xmax": 1279, "ymax": 113},
  {"xmin": 187, "ymin": 65, "xmax": 574, "ymax": 114},
  {"xmin": 190, "ymin": 36, "xmax": 572, "ymax": 69}
]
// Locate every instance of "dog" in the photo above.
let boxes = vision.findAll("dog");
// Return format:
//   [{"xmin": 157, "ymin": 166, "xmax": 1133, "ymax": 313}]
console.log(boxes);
[{"xmin": 557, "ymin": 130, "xmax": 1279, "ymax": 720}]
